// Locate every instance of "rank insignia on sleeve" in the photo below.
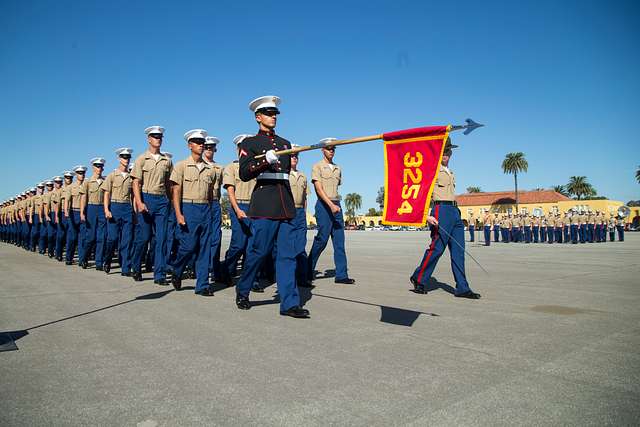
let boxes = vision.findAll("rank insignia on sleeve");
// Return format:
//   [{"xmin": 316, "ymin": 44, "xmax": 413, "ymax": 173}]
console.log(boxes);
[{"xmin": 239, "ymin": 149, "xmax": 248, "ymax": 158}]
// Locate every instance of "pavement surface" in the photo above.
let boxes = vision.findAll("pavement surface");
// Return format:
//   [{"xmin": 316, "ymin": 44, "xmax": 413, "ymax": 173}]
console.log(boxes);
[{"xmin": 1, "ymin": 231, "xmax": 639, "ymax": 426}]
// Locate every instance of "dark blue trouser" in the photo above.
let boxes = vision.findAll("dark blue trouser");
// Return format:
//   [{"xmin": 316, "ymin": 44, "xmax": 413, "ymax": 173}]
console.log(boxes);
[
  {"xmin": 468, "ymin": 225, "xmax": 474, "ymax": 242},
  {"xmin": 23, "ymin": 221, "xmax": 31, "ymax": 249},
  {"xmin": 105, "ymin": 202, "xmax": 134, "ymax": 273},
  {"xmin": 483, "ymin": 226, "xmax": 491, "ymax": 246},
  {"xmin": 308, "ymin": 200, "xmax": 348, "ymax": 280},
  {"xmin": 223, "ymin": 202, "xmax": 251, "ymax": 278},
  {"xmin": 533, "ymin": 226, "xmax": 539, "ymax": 243},
  {"xmin": 587, "ymin": 224, "xmax": 594, "ymax": 243},
  {"xmin": 524, "ymin": 226, "xmax": 531, "ymax": 243},
  {"xmin": 547, "ymin": 226, "xmax": 554, "ymax": 244},
  {"xmin": 66, "ymin": 210, "xmax": 85, "ymax": 262},
  {"xmin": 237, "ymin": 218, "xmax": 301, "ymax": 311},
  {"xmin": 209, "ymin": 202, "xmax": 222, "ymax": 278},
  {"xmin": 56, "ymin": 214, "xmax": 67, "ymax": 258},
  {"xmin": 30, "ymin": 216, "xmax": 40, "ymax": 251},
  {"xmin": 609, "ymin": 228, "xmax": 615, "ymax": 241},
  {"xmin": 132, "ymin": 193, "xmax": 169, "ymax": 280},
  {"xmin": 83, "ymin": 204, "xmax": 106, "ymax": 267},
  {"xmin": 579, "ymin": 225, "xmax": 586, "ymax": 243},
  {"xmin": 570, "ymin": 224, "xmax": 578, "ymax": 243},
  {"xmin": 47, "ymin": 219, "xmax": 57, "ymax": 256},
  {"xmin": 411, "ymin": 205, "xmax": 471, "ymax": 295},
  {"xmin": 171, "ymin": 203, "xmax": 212, "ymax": 292},
  {"xmin": 601, "ymin": 224, "xmax": 607, "ymax": 241},
  {"xmin": 38, "ymin": 216, "xmax": 47, "ymax": 253},
  {"xmin": 617, "ymin": 225, "xmax": 624, "ymax": 241},
  {"xmin": 501, "ymin": 227, "xmax": 509, "ymax": 242},
  {"xmin": 555, "ymin": 227, "xmax": 562, "ymax": 243},
  {"xmin": 493, "ymin": 225, "xmax": 500, "ymax": 242},
  {"xmin": 564, "ymin": 226, "xmax": 570, "ymax": 243},
  {"xmin": 540, "ymin": 226, "xmax": 546, "ymax": 242},
  {"xmin": 293, "ymin": 207, "xmax": 309, "ymax": 285}
]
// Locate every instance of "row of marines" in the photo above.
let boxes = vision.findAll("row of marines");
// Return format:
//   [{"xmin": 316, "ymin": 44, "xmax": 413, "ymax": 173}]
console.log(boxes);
[
  {"xmin": 466, "ymin": 211, "xmax": 626, "ymax": 245},
  {"xmin": 0, "ymin": 96, "xmax": 356, "ymax": 318}
]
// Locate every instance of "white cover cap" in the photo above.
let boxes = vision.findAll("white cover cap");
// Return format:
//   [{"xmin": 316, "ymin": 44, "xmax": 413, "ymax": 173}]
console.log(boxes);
[
  {"xmin": 73, "ymin": 165, "xmax": 88, "ymax": 173},
  {"xmin": 248, "ymin": 95, "xmax": 281, "ymax": 113},
  {"xmin": 145, "ymin": 126, "xmax": 165, "ymax": 135},
  {"xmin": 205, "ymin": 136, "xmax": 220, "ymax": 145},
  {"xmin": 184, "ymin": 129, "xmax": 208, "ymax": 142},
  {"xmin": 115, "ymin": 147, "xmax": 133, "ymax": 157},
  {"xmin": 90, "ymin": 157, "xmax": 106, "ymax": 165},
  {"xmin": 233, "ymin": 134, "xmax": 252, "ymax": 145}
]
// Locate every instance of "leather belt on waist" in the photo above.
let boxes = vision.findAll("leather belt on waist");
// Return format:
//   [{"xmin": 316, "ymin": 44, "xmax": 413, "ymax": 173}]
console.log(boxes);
[
  {"xmin": 143, "ymin": 191, "xmax": 166, "ymax": 196},
  {"xmin": 88, "ymin": 202, "xmax": 102, "ymax": 206},
  {"xmin": 71, "ymin": 208, "xmax": 81, "ymax": 211},
  {"xmin": 257, "ymin": 172, "xmax": 289, "ymax": 180},
  {"xmin": 236, "ymin": 200, "xmax": 251, "ymax": 204},
  {"xmin": 111, "ymin": 199, "xmax": 131, "ymax": 203},
  {"xmin": 182, "ymin": 199, "xmax": 209, "ymax": 204},
  {"xmin": 295, "ymin": 204, "xmax": 305, "ymax": 209},
  {"xmin": 433, "ymin": 200, "xmax": 457, "ymax": 206}
]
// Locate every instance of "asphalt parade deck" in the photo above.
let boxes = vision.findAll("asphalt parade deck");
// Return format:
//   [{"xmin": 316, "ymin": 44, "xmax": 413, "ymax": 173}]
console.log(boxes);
[{"xmin": 1, "ymin": 231, "xmax": 639, "ymax": 426}]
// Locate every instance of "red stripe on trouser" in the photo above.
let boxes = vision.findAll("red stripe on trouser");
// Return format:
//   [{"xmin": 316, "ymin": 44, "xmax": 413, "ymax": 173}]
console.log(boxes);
[{"xmin": 417, "ymin": 204, "xmax": 440, "ymax": 282}]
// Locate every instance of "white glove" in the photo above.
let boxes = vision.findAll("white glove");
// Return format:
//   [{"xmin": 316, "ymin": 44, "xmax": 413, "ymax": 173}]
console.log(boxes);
[{"xmin": 265, "ymin": 150, "xmax": 279, "ymax": 165}]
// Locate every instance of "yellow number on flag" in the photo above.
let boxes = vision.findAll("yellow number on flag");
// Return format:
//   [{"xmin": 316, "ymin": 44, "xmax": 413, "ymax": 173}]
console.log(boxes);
[
  {"xmin": 397, "ymin": 200, "xmax": 413, "ymax": 215},
  {"xmin": 403, "ymin": 152, "xmax": 423, "ymax": 168},
  {"xmin": 401, "ymin": 184, "xmax": 420, "ymax": 200},
  {"xmin": 403, "ymin": 168, "xmax": 422, "ymax": 184}
]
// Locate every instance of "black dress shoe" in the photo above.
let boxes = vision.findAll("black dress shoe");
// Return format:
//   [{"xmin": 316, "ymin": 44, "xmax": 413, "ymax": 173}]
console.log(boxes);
[
  {"xmin": 196, "ymin": 287, "xmax": 214, "ymax": 296},
  {"xmin": 132, "ymin": 272, "xmax": 143, "ymax": 282},
  {"xmin": 334, "ymin": 277, "xmax": 356, "ymax": 285},
  {"xmin": 236, "ymin": 296, "xmax": 251, "ymax": 310},
  {"xmin": 95, "ymin": 265, "xmax": 103, "ymax": 271},
  {"xmin": 298, "ymin": 281, "xmax": 314, "ymax": 288},
  {"xmin": 103, "ymin": 264, "xmax": 110, "ymax": 273},
  {"xmin": 410, "ymin": 277, "xmax": 427, "ymax": 294},
  {"xmin": 455, "ymin": 291, "xmax": 481, "ymax": 299},
  {"xmin": 154, "ymin": 278, "xmax": 169, "ymax": 286},
  {"xmin": 121, "ymin": 271, "xmax": 131, "ymax": 277},
  {"xmin": 171, "ymin": 276, "xmax": 182, "ymax": 291},
  {"xmin": 251, "ymin": 284, "xmax": 265, "ymax": 293},
  {"xmin": 65, "ymin": 260, "xmax": 73, "ymax": 265},
  {"xmin": 56, "ymin": 256, "xmax": 63, "ymax": 262},
  {"xmin": 280, "ymin": 306, "xmax": 310, "ymax": 318}
]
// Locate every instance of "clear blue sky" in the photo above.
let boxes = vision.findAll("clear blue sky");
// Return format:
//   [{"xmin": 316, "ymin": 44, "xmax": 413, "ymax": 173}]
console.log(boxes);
[{"xmin": 2, "ymin": 0, "xmax": 639, "ymax": 209}]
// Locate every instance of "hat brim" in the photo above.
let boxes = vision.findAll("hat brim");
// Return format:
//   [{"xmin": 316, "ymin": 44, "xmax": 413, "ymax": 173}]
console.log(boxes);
[{"xmin": 256, "ymin": 107, "xmax": 280, "ymax": 115}]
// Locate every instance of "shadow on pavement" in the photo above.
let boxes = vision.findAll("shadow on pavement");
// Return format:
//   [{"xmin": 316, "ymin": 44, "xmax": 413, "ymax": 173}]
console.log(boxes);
[
  {"xmin": 0, "ymin": 289, "xmax": 174, "ymax": 353},
  {"xmin": 313, "ymin": 293, "xmax": 438, "ymax": 327}
]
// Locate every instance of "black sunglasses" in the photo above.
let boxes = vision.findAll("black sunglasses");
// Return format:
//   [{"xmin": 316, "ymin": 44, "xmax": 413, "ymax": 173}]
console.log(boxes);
[
  {"xmin": 149, "ymin": 133, "xmax": 164, "ymax": 139},
  {"xmin": 119, "ymin": 154, "xmax": 131, "ymax": 159},
  {"xmin": 204, "ymin": 145, "xmax": 216, "ymax": 150},
  {"xmin": 93, "ymin": 163, "xmax": 104, "ymax": 168},
  {"xmin": 189, "ymin": 139, "xmax": 206, "ymax": 145}
]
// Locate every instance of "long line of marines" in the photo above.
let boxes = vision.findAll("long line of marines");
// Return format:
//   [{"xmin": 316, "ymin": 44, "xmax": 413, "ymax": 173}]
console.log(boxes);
[
  {"xmin": 0, "ymin": 95, "xmax": 356, "ymax": 319},
  {"xmin": 468, "ymin": 210, "xmax": 626, "ymax": 245}
]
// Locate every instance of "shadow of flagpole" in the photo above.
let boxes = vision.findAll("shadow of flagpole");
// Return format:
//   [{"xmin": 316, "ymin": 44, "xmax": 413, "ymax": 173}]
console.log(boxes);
[{"xmin": 312, "ymin": 293, "xmax": 438, "ymax": 327}]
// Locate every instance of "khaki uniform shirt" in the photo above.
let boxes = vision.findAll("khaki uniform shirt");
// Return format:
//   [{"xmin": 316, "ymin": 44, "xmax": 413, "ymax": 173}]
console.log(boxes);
[
  {"xmin": 33, "ymin": 194, "xmax": 43, "ymax": 216},
  {"xmin": 103, "ymin": 170, "xmax": 133, "ymax": 203},
  {"xmin": 608, "ymin": 217, "xmax": 616, "ymax": 229},
  {"xmin": 512, "ymin": 217, "xmax": 522, "ymax": 227},
  {"xmin": 170, "ymin": 156, "xmax": 215, "ymax": 203},
  {"xmin": 25, "ymin": 198, "xmax": 33, "ymax": 217},
  {"xmin": 289, "ymin": 170, "xmax": 308, "ymax": 208},
  {"xmin": 588, "ymin": 214, "xmax": 596, "ymax": 225},
  {"xmin": 50, "ymin": 188, "xmax": 62, "ymax": 212},
  {"xmin": 555, "ymin": 217, "xmax": 563, "ymax": 227},
  {"xmin": 523, "ymin": 216, "xmax": 531, "ymax": 226},
  {"xmin": 59, "ymin": 184, "xmax": 70, "ymax": 211},
  {"xmin": 222, "ymin": 161, "xmax": 255, "ymax": 203},
  {"xmin": 131, "ymin": 150, "xmax": 173, "ymax": 195},
  {"xmin": 504, "ymin": 218, "xmax": 512, "ymax": 228},
  {"xmin": 64, "ymin": 181, "xmax": 87, "ymax": 209},
  {"xmin": 563, "ymin": 216, "xmax": 570, "ymax": 226},
  {"xmin": 570, "ymin": 214, "xmax": 579, "ymax": 225},
  {"xmin": 86, "ymin": 175, "xmax": 105, "ymax": 205},
  {"xmin": 311, "ymin": 160, "xmax": 342, "ymax": 201},
  {"xmin": 42, "ymin": 192, "xmax": 52, "ymax": 214},
  {"xmin": 204, "ymin": 161, "xmax": 224, "ymax": 201},
  {"xmin": 532, "ymin": 217, "xmax": 539, "ymax": 226}
]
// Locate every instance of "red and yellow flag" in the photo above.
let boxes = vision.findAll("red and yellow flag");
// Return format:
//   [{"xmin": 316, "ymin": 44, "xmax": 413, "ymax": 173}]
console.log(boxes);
[{"xmin": 382, "ymin": 126, "xmax": 449, "ymax": 226}]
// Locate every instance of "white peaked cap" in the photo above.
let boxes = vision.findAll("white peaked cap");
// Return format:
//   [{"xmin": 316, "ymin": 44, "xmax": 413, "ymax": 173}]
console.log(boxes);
[
  {"xmin": 90, "ymin": 157, "xmax": 106, "ymax": 165},
  {"xmin": 145, "ymin": 126, "xmax": 165, "ymax": 135},
  {"xmin": 115, "ymin": 147, "xmax": 134, "ymax": 156},
  {"xmin": 63, "ymin": 171, "xmax": 74, "ymax": 177},
  {"xmin": 45, "ymin": 180, "xmax": 54, "ymax": 185},
  {"xmin": 184, "ymin": 129, "xmax": 208, "ymax": 142},
  {"xmin": 319, "ymin": 137, "xmax": 338, "ymax": 145},
  {"xmin": 53, "ymin": 176, "xmax": 63, "ymax": 182},
  {"xmin": 248, "ymin": 95, "xmax": 281, "ymax": 113},
  {"xmin": 205, "ymin": 136, "xmax": 220, "ymax": 145},
  {"xmin": 73, "ymin": 165, "xmax": 88, "ymax": 173},
  {"xmin": 233, "ymin": 134, "xmax": 252, "ymax": 145},
  {"xmin": 37, "ymin": 182, "xmax": 45, "ymax": 187}
]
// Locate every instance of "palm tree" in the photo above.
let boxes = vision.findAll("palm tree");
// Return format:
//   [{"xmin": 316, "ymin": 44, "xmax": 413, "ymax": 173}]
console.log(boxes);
[
  {"xmin": 376, "ymin": 186, "xmax": 385, "ymax": 209},
  {"xmin": 552, "ymin": 185, "xmax": 569, "ymax": 197},
  {"xmin": 344, "ymin": 193, "xmax": 362, "ymax": 225},
  {"xmin": 501, "ymin": 152, "xmax": 528, "ymax": 211},
  {"xmin": 636, "ymin": 166, "xmax": 640, "ymax": 184},
  {"xmin": 466, "ymin": 186, "xmax": 482, "ymax": 193},
  {"xmin": 566, "ymin": 176, "xmax": 595, "ymax": 200}
]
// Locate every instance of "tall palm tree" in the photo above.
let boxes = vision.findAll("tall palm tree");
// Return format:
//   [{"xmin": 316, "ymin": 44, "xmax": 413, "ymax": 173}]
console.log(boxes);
[
  {"xmin": 344, "ymin": 193, "xmax": 362, "ymax": 225},
  {"xmin": 466, "ymin": 186, "xmax": 482, "ymax": 193},
  {"xmin": 501, "ymin": 152, "xmax": 528, "ymax": 211},
  {"xmin": 636, "ymin": 166, "xmax": 640, "ymax": 184},
  {"xmin": 552, "ymin": 185, "xmax": 569, "ymax": 197},
  {"xmin": 566, "ymin": 176, "xmax": 595, "ymax": 200}
]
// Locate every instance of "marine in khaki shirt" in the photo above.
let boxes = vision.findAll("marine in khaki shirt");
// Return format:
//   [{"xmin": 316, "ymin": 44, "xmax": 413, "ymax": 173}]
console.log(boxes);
[
  {"xmin": 311, "ymin": 159, "xmax": 342, "ymax": 202},
  {"xmin": 131, "ymin": 150, "xmax": 173, "ymax": 196},
  {"xmin": 170, "ymin": 155, "xmax": 215, "ymax": 205},
  {"xmin": 85, "ymin": 173, "xmax": 105, "ymax": 205},
  {"xmin": 64, "ymin": 175, "xmax": 87, "ymax": 215},
  {"xmin": 223, "ymin": 161, "xmax": 256, "ymax": 203},
  {"xmin": 202, "ymin": 137, "xmax": 225, "ymax": 201},
  {"xmin": 102, "ymin": 168, "xmax": 133, "ymax": 204},
  {"xmin": 289, "ymin": 168, "xmax": 308, "ymax": 209}
]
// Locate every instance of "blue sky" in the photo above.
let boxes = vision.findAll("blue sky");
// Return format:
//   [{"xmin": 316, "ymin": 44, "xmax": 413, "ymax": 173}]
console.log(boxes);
[{"xmin": 1, "ymin": 0, "xmax": 639, "ymax": 209}]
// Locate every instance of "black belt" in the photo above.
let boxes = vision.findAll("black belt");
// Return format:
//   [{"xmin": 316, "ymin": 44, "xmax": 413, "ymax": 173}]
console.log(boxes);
[{"xmin": 433, "ymin": 200, "xmax": 457, "ymax": 206}]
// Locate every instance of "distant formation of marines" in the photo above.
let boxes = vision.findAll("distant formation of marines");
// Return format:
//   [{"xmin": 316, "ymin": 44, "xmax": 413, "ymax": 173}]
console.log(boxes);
[
  {"xmin": 0, "ymin": 95, "xmax": 357, "ymax": 319},
  {"xmin": 474, "ymin": 210, "xmax": 627, "ymax": 245}
]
